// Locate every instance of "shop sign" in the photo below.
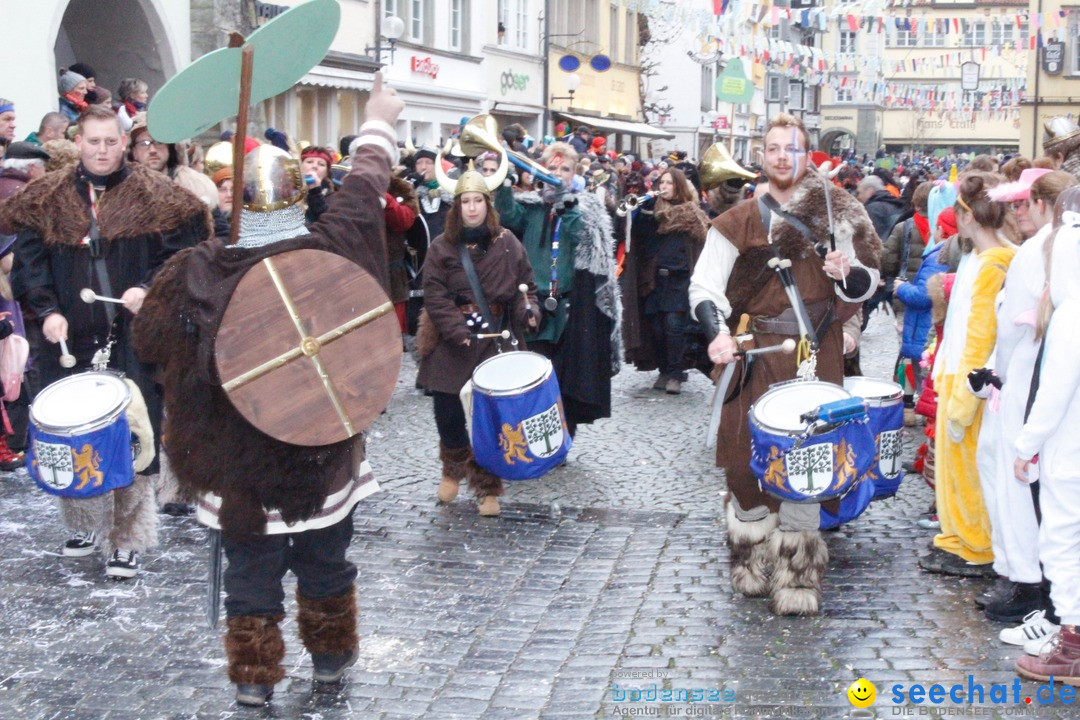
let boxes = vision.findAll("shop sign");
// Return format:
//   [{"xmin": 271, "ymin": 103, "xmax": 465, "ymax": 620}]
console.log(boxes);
[
  {"xmin": 411, "ymin": 56, "xmax": 440, "ymax": 79},
  {"xmin": 500, "ymin": 70, "xmax": 530, "ymax": 96},
  {"xmin": 1043, "ymin": 42, "xmax": 1064, "ymax": 75}
]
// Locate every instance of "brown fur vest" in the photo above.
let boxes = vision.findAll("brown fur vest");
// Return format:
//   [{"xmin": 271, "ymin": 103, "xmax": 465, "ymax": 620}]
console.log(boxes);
[{"xmin": 0, "ymin": 163, "xmax": 211, "ymax": 246}]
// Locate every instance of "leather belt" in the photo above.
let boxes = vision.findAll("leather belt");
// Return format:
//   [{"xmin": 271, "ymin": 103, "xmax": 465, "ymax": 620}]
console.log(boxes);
[
  {"xmin": 752, "ymin": 300, "xmax": 834, "ymax": 337},
  {"xmin": 460, "ymin": 303, "xmax": 503, "ymax": 316}
]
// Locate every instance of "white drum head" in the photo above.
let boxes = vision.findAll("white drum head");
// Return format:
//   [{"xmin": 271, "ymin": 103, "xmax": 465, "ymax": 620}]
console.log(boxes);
[
  {"xmin": 844, "ymin": 376, "xmax": 903, "ymax": 404},
  {"xmin": 472, "ymin": 352, "xmax": 552, "ymax": 397},
  {"xmin": 752, "ymin": 381, "xmax": 851, "ymax": 434},
  {"xmin": 31, "ymin": 372, "xmax": 131, "ymax": 435}
]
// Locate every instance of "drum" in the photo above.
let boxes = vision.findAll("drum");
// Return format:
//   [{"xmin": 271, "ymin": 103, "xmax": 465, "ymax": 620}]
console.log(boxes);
[
  {"xmin": 844, "ymin": 376, "xmax": 904, "ymax": 499},
  {"xmin": 27, "ymin": 372, "xmax": 135, "ymax": 499},
  {"xmin": 749, "ymin": 380, "xmax": 876, "ymax": 504},
  {"xmin": 470, "ymin": 352, "xmax": 571, "ymax": 480}
]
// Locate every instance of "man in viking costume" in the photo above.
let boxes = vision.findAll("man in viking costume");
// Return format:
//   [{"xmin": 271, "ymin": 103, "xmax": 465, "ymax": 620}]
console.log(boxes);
[
  {"xmin": 132, "ymin": 76, "xmax": 404, "ymax": 706},
  {"xmin": 493, "ymin": 141, "xmax": 621, "ymax": 435},
  {"xmin": 689, "ymin": 114, "xmax": 881, "ymax": 615},
  {"xmin": 1, "ymin": 105, "xmax": 209, "ymax": 578},
  {"xmin": 1043, "ymin": 116, "xmax": 1080, "ymax": 181}
]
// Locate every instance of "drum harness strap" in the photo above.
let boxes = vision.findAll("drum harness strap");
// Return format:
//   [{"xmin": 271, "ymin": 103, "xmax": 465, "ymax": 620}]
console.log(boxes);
[
  {"xmin": 86, "ymin": 187, "xmax": 120, "ymax": 371},
  {"xmin": 757, "ymin": 193, "xmax": 828, "ymax": 381},
  {"xmin": 459, "ymin": 243, "xmax": 516, "ymax": 351}
]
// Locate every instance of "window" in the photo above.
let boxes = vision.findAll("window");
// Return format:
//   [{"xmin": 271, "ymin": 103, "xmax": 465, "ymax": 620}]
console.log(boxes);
[
  {"xmin": 788, "ymin": 81, "xmax": 804, "ymax": 110},
  {"xmin": 766, "ymin": 75, "xmax": 782, "ymax": 102},
  {"xmin": 993, "ymin": 20, "xmax": 1028, "ymax": 47},
  {"xmin": 516, "ymin": 0, "xmax": 528, "ymax": 47},
  {"xmin": 701, "ymin": 64, "xmax": 715, "ymax": 112},
  {"xmin": 498, "ymin": 0, "xmax": 529, "ymax": 49},
  {"xmin": 892, "ymin": 26, "xmax": 917, "ymax": 48},
  {"xmin": 625, "ymin": 10, "xmax": 636, "ymax": 64},
  {"xmin": 498, "ymin": 0, "xmax": 508, "ymax": 45},
  {"xmin": 450, "ymin": 0, "xmax": 463, "ymax": 50},
  {"xmin": 384, "ymin": 0, "xmax": 399, "ymax": 18},
  {"xmin": 835, "ymin": 86, "xmax": 853, "ymax": 103},
  {"xmin": 838, "ymin": 30, "xmax": 856, "ymax": 54},
  {"xmin": 610, "ymin": 3, "xmax": 619, "ymax": 60},
  {"xmin": 410, "ymin": 0, "xmax": 424, "ymax": 41},
  {"xmin": 963, "ymin": 20, "xmax": 986, "ymax": 47}
]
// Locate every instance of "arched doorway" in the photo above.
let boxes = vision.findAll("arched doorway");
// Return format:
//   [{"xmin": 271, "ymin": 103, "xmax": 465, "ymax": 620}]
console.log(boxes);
[
  {"xmin": 53, "ymin": 0, "xmax": 176, "ymax": 101},
  {"xmin": 819, "ymin": 128, "xmax": 856, "ymax": 157}
]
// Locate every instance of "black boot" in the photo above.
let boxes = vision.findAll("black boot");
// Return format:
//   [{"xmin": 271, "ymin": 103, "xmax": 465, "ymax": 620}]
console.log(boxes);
[
  {"xmin": 984, "ymin": 582, "xmax": 1044, "ymax": 623},
  {"xmin": 975, "ymin": 577, "xmax": 1014, "ymax": 610}
]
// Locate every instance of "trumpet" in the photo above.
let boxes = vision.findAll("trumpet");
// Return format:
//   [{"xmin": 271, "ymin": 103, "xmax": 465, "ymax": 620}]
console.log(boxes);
[
  {"xmin": 616, "ymin": 193, "xmax": 651, "ymax": 217},
  {"xmin": 456, "ymin": 114, "xmax": 563, "ymax": 188}
]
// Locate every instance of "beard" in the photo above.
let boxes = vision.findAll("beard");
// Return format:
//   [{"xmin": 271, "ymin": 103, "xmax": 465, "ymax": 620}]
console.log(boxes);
[{"xmin": 766, "ymin": 166, "xmax": 806, "ymax": 192}]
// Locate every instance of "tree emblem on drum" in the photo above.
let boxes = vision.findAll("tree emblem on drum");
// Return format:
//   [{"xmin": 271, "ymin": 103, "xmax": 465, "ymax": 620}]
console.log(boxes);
[
  {"xmin": 33, "ymin": 441, "xmax": 76, "ymax": 491},
  {"xmin": 784, "ymin": 443, "xmax": 834, "ymax": 496},
  {"xmin": 878, "ymin": 430, "xmax": 902, "ymax": 479},
  {"xmin": 522, "ymin": 402, "xmax": 565, "ymax": 460}
]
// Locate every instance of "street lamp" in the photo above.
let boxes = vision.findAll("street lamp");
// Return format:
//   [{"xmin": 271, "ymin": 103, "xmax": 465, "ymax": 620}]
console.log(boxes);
[
  {"xmin": 366, "ymin": 15, "xmax": 404, "ymax": 64},
  {"xmin": 550, "ymin": 73, "xmax": 580, "ymax": 106}
]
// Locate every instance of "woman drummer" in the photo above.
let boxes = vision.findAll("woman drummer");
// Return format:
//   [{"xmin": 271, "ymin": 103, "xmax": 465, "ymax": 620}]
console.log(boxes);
[{"xmin": 416, "ymin": 151, "xmax": 538, "ymax": 517}]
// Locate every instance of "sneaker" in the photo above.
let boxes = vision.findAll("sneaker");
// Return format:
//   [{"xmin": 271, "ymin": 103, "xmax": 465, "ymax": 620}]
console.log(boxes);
[
  {"xmin": 1001, "ymin": 610, "xmax": 1059, "ymax": 647},
  {"xmin": 312, "ymin": 647, "xmax": 359, "ymax": 683},
  {"xmin": 106, "ymin": 549, "xmax": 139, "ymax": 579},
  {"xmin": 235, "ymin": 683, "xmax": 274, "ymax": 706},
  {"xmin": 916, "ymin": 514, "xmax": 940, "ymax": 530},
  {"xmin": 160, "ymin": 502, "xmax": 193, "ymax": 516},
  {"xmin": 1025, "ymin": 631, "xmax": 1059, "ymax": 657},
  {"xmin": 63, "ymin": 531, "xmax": 98, "ymax": 557},
  {"xmin": 652, "ymin": 373, "xmax": 668, "ymax": 391},
  {"xmin": 0, "ymin": 436, "xmax": 25, "ymax": 471},
  {"xmin": 976, "ymin": 577, "xmax": 1013, "ymax": 609}
]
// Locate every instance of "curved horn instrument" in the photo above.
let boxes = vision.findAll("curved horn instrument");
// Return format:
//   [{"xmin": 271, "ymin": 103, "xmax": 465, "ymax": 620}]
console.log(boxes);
[
  {"xmin": 699, "ymin": 142, "xmax": 756, "ymax": 191},
  {"xmin": 459, "ymin": 113, "xmax": 563, "ymax": 188},
  {"xmin": 433, "ymin": 140, "xmax": 458, "ymax": 197}
]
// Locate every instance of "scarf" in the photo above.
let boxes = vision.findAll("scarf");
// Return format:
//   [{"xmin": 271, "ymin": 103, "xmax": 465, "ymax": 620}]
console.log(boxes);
[
  {"xmin": 123, "ymin": 99, "xmax": 147, "ymax": 118},
  {"xmin": 63, "ymin": 92, "xmax": 89, "ymax": 113},
  {"xmin": 913, "ymin": 212, "xmax": 930, "ymax": 242},
  {"xmin": 461, "ymin": 225, "xmax": 492, "ymax": 253}
]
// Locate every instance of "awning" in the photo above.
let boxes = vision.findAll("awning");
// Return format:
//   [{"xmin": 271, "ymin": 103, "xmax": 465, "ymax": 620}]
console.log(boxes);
[{"xmin": 555, "ymin": 111, "xmax": 675, "ymax": 139}]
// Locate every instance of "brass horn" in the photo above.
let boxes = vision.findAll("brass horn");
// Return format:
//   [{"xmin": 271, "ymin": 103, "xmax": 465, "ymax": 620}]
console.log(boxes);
[
  {"xmin": 458, "ymin": 113, "xmax": 563, "ymax": 188},
  {"xmin": 434, "ymin": 140, "xmax": 508, "ymax": 197},
  {"xmin": 699, "ymin": 142, "xmax": 756, "ymax": 191}
]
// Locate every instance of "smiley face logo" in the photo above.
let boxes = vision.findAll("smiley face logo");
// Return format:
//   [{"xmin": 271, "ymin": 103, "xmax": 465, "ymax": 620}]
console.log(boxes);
[{"xmin": 847, "ymin": 678, "xmax": 876, "ymax": 708}]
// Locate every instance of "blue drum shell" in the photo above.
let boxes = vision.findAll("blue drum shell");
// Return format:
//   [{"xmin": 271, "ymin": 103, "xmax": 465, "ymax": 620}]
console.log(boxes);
[{"xmin": 28, "ymin": 416, "xmax": 135, "ymax": 499}]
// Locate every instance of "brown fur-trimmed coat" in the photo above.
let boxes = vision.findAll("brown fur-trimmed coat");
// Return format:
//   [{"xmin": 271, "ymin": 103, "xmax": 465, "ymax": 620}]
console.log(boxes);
[{"xmin": 621, "ymin": 199, "xmax": 709, "ymax": 371}]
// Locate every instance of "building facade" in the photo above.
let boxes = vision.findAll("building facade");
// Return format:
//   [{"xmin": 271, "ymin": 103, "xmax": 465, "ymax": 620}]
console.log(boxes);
[{"xmin": 1018, "ymin": 0, "xmax": 1080, "ymax": 159}]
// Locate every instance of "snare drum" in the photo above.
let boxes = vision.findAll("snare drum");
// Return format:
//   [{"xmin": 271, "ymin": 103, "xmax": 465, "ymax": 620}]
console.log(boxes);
[
  {"xmin": 470, "ymin": 352, "xmax": 571, "ymax": 480},
  {"xmin": 749, "ymin": 380, "xmax": 876, "ymax": 504},
  {"xmin": 844, "ymin": 376, "xmax": 904, "ymax": 499},
  {"xmin": 27, "ymin": 372, "xmax": 134, "ymax": 499}
]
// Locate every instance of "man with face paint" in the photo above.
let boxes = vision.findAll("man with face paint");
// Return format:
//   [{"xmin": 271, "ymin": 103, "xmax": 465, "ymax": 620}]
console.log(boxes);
[
  {"xmin": 494, "ymin": 141, "xmax": 621, "ymax": 435},
  {"xmin": 688, "ymin": 114, "xmax": 882, "ymax": 616}
]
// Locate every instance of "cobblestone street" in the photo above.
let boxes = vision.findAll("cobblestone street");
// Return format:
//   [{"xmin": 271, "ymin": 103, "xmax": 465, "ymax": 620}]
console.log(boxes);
[{"xmin": 0, "ymin": 311, "xmax": 1069, "ymax": 719}]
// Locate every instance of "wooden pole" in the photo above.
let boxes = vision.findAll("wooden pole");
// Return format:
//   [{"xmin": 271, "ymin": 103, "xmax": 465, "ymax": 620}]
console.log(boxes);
[
  {"xmin": 728, "ymin": 103, "xmax": 735, "ymax": 156},
  {"xmin": 229, "ymin": 39, "xmax": 255, "ymax": 245}
]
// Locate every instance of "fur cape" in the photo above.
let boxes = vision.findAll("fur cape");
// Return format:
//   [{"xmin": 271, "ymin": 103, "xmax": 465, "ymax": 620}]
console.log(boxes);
[
  {"xmin": 0, "ymin": 163, "xmax": 211, "ymax": 247},
  {"xmin": 654, "ymin": 199, "xmax": 709, "ymax": 243},
  {"xmin": 389, "ymin": 175, "xmax": 420, "ymax": 215},
  {"xmin": 513, "ymin": 190, "xmax": 623, "ymax": 372},
  {"xmin": 716, "ymin": 173, "xmax": 881, "ymax": 320}
]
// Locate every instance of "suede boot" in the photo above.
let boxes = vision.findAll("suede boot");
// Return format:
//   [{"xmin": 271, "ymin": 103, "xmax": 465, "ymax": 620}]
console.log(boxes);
[
  {"xmin": 1016, "ymin": 627, "xmax": 1080, "ymax": 685},
  {"xmin": 225, "ymin": 614, "xmax": 286, "ymax": 706},
  {"xmin": 438, "ymin": 444, "xmax": 470, "ymax": 503},
  {"xmin": 984, "ymin": 582, "xmax": 1044, "ymax": 623},
  {"xmin": 466, "ymin": 457, "xmax": 503, "ymax": 516},
  {"xmin": 296, "ymin": 587, "xmax": 359, "ymax": 683}
]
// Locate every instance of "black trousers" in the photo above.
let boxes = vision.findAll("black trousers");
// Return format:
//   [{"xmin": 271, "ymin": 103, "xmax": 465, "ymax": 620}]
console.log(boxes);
[
  {"xmin": 432, "ymin": 391, "xmax": 470, "ymax": 449},
  {"xmin": 526, "ymin": 340, "xmax": 577, "ymax": 438},
  {"xmin": 646, "ymin": 310, "xmax": 688, "ymax": 380},
  {"xmin": 222, "ymin": 508, "xmax": 358, "ymax": 617}
]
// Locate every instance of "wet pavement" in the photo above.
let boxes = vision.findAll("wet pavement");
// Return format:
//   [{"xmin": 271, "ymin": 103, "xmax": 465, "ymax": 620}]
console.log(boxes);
[{"xmin": 0, "ymin": 310, "xmax": 1070, "ymax": 719}]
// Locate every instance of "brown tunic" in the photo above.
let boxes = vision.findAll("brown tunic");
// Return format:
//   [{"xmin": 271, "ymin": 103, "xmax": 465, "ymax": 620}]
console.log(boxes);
[
  {"xmin": 710, "ymin": 183, "xmax": 880, "ymax": 513},
  {"xmin": 416, "ymin": 228, "xmax": 537, "ymax": 395}
]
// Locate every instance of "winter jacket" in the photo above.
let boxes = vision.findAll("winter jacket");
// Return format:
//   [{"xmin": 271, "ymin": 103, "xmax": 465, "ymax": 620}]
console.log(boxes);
[
  {"xmin": 862, "ymin": 189, "xmax": 907, "ymax": 242},
  {"xmin": 896, "ymin": 242, "xmax": 948, "ymax": 360}
]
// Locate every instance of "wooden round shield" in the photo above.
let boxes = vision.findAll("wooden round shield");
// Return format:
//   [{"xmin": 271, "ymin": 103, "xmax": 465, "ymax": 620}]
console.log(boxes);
[{"xmin": 215, "ymin": 249, "xmax": 401, "ymax": 446}]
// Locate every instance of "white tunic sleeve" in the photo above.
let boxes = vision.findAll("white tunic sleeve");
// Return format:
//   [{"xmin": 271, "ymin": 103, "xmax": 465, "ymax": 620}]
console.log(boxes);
[{"xmin": 689, "ymin": 226, "xmax": 739, "ymax": 320}]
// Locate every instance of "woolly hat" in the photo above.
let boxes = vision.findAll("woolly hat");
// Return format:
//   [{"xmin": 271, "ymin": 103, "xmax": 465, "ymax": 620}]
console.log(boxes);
[
  {"xmin": 936, "ymin": 207, "xmax": 957, "ymax": 238},
  {"xmin": 3, "ymin": 141, "xmax": 50, "ymax": 162},
  {"xmin": 58, "ymin": 69, "xmax": 87, "ymax": 95},
  {"xmin": 211, "ymin": 166, "xmax": 233, "ymax": 186},
  {"xmin": 69, "ymin": 62, "xmax": 97, "ymax": 81}
]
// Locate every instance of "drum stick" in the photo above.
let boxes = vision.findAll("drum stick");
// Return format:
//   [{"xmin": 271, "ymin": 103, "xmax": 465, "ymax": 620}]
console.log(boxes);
[
  {"xmin": 471, "ymin": 330, "xmax": 511, "ymax": 340},
  {"xmin": 79, "ymin": 288, "xmax": 125, "ymax": 305},
  {"xmin": 736, "ymin": 338, "xmax": 796, "ymax": 358},
  {"xmin": 59, "ymin": 338, "xmax": 76, "ymax": 369},
  {"xmin": 518, "ymin": 283, "xmax": 532, "ymax": 314}
]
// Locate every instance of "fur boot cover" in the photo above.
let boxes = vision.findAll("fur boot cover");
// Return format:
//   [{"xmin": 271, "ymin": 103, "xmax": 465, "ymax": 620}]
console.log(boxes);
[
  {"xmin": 296, "ymin": 587, "xmax": 358, "ymax": 656},
  {"xmin": 726, "ymin": 502, "xmax": 779, "ymax": 597},
  {"xmin": 57, "ymin": 476, "xmax": 159, "ymax": 557},
  {"xmin": 440, "ymin": 443, "xmax": 471, "ymax": 480},
  {"xmin": 225, "ymin": 614, "xmax": 286, "ymax": 687},
  {"xmin": 768, "ymin": 529, "xmax": 829, "ymax": 616},
  {"xmin": 466, "ymin": 456, "xmax": 503, "ymax": 499}
]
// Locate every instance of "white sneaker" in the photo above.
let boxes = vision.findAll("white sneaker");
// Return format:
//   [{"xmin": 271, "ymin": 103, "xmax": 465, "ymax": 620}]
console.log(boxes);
[
  {"xmin": 1000, "ymin": 610, "xmax": 1058, "ymax": 646},
  {"xmin": 1024, "ymin": 630, "xmax": 1060, "ymax": 657},
  {"xmin": 106, "ymin": 549, "xmax": 139, "ymax": 579}
]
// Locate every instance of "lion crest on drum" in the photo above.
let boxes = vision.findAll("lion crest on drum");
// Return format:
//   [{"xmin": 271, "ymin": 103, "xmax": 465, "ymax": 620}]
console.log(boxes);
[
  {"xmin": 499, "ymin": 423, "xmax": 532, "ymax": 465},
  {"xmin": 72, "ymin": 445, "xmax": 105, "ymax": 491}
]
